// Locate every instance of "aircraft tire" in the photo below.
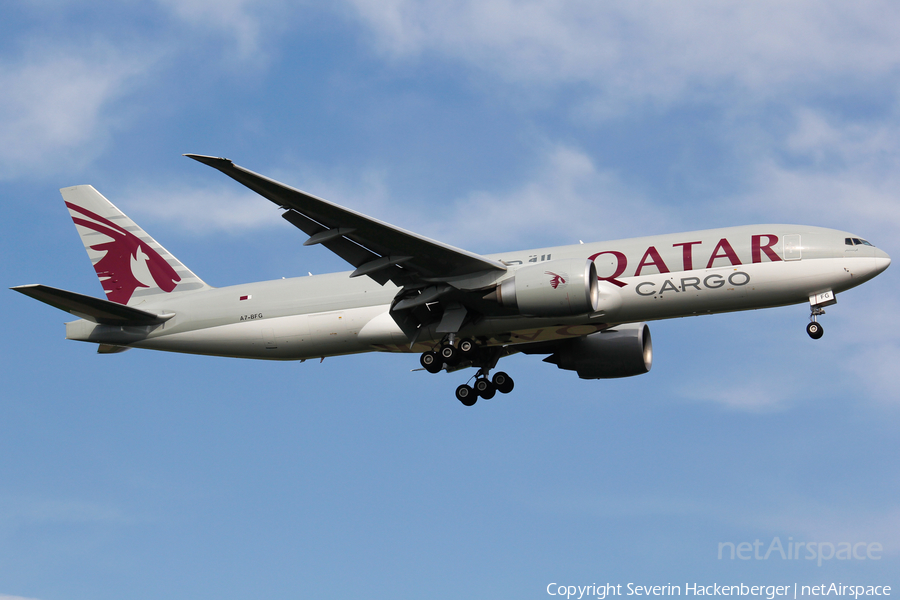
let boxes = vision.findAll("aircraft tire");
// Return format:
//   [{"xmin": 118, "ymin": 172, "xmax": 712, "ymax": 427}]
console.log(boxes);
[
  {"xmin": 421, "ymin": 351, "xmax": 442, "ymax": 373},
  {"xmin": 806, "ymin": 322, "xmax": 824, "ymax": 339},
  {"xmin": 493, "ymin": 371, "xmax": 514, "ymax": 394},
  {"xmin": 458, "ymin": 338, "xmax": 476, "ymax": 358},
  {"xmin": 456, "ymin": 384, "xmax": 477, "ymax": 406},
  {"xmin": 440, "ymin": 344, "xmax": 460, "ymax": 365},
  {"xmin": 474, "ymin": 378, "xmax": 495, "ymax": 398}
]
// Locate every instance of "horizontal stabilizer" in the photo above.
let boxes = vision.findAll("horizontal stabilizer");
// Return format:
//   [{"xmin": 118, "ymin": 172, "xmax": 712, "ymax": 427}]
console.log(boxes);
[{"xmin": 11, "ymin": 284, "xmax": 174, "ymax": 325}]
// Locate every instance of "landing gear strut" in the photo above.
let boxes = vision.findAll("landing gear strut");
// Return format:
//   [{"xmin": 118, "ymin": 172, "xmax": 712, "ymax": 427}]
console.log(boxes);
[
  {"xmin": 807, "ymin": 306, "xmax": 826, "ymax": 340},
  {"xmin": 806, "ymin": 291, "xmax": 836, "ymax": 340},
  {"xmin": 435, "ymin": 334, "xmax": 471, "ymax": 367}
]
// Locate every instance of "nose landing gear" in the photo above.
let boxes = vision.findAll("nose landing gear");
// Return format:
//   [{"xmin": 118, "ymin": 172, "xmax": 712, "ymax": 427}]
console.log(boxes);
[
  {"xmin": 806, "ymin": 291, "xmax": 836, "ymax": 340},
  {"xmin": 806, "ymin": 305, "xmax": 826, "ymax": 339}
]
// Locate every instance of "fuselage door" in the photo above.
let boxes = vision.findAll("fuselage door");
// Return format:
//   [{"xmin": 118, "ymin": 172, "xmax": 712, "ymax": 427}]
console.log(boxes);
[{"xmin": 783, "ymin": 235, "xmax": 802, "ymax": 261}]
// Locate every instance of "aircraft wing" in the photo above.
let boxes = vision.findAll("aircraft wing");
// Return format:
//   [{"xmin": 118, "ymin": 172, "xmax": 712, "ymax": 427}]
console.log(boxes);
[{"xmin": 185, "ymin": 155, "xmax": 507, "ymax": 287}]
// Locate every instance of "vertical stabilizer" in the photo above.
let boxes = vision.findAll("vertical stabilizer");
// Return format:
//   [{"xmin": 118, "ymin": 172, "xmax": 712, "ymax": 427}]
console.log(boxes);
[{"xmin": 61, "ymin": 185, "xmax": 211, "ymax": 305}]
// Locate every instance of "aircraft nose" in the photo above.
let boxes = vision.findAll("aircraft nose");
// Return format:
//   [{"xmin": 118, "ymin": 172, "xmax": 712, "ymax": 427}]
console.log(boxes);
[{"xmin": 873, "ymin": 248, "xmax": 891, "ymax": 275}]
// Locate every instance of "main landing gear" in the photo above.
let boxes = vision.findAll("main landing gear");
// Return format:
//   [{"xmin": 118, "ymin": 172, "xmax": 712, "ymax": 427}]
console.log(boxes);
[
  {"xmin": 419, "ymin": 334, "xmax": 476, "ymax": 373},
  {"xmin": 420, "ymin": 336, "xmax": 515, "ymax": 406},
  {"xmin": 455, "ymin": 370, "xmax": 515, "ymax": 406}
]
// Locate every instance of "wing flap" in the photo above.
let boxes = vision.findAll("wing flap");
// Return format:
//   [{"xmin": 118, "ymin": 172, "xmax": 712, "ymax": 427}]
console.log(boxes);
[{"xmin": 281, "ymin": 210, "xmax": 402, "ymax": 285}]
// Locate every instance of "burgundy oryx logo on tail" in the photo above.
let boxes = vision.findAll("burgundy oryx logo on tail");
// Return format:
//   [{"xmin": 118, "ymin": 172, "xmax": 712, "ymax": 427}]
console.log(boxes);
[
  {"xmin": 546, "ymin": 271, "xmax": 566, "ymax": 289},
  {"xmin": 67, "ymin": 202, "xmax": 181, "ymax": 304}
]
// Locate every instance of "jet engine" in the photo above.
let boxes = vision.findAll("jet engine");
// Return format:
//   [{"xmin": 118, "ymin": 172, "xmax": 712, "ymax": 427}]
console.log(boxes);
[
  {"xmin": 544, "ymin": 323, "xmax": 652, "ymax": 379},
  {"xmin": 488, "ymin": 258, "xmax": 600, "ymax": 317}
]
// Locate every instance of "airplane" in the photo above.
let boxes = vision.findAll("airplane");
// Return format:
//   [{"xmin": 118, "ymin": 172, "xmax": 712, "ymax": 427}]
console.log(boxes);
[{"xmin": 12, "ymin": 154, "xmax": 892, "ymax": 405}]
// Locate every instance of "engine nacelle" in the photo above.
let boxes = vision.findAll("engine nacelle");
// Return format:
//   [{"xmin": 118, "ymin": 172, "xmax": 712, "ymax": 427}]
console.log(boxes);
[
  {"xmin": 545, "ymin": 323, "xmax": 652, "ymax": 379},
  {"xmin": 491, "ymin": 258, "xmax": 600, "ymax": 317}
]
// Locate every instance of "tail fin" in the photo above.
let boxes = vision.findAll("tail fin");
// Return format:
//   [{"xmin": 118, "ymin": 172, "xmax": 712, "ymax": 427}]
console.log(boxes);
[{"xmin": 61, "ymin": 185, "xmax": 211, "ymax": 305}]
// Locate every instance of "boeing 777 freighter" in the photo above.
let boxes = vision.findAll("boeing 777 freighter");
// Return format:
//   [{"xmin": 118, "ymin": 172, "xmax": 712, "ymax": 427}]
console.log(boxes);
[{"xmin": 12, "ymin": 155, "xmax": 891, "ymax": 405}]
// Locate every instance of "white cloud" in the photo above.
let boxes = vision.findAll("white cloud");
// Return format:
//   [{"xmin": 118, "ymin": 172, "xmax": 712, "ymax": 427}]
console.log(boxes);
[
  {"xmin": 0, "ymin": 1, "xmax": 300, "ymax": 182},
  {"xmin": 156, "ymin": 0, "xmax": 292, "ymax": 61},
  {"xmin": 844, "ymin": 342, "xmax": 900, "ymax": 405},
  {"xmin": 682, "ymin": 380, "xmax": 794, "ymax": 413},
  {"xmin": 0, "ymin": 46, "xmax": 150, "ymax": 180},
  {"xmin": 347, "ymin": 1, "xmax": 900, "ymax": 110},
  {"xmin": 118, "ymin": 161, "xmax": 396, "ymax": 236},
  {"xmin": 723, "ymin": 108, "xmax": 900, "ymax": 239},
  {"xmin": 414, "ymin": 144, "xmax": 672, "ymax": 251},
  {"xmin": 743, "ymin": 162, "xmax": 900, "ymax": 233},
  {"xmin": 128, "ymin": 145, "xmax": 668, "ymax": 253},
  {"xmin": 118, "ymin": 183, "xmax": 285, "ymax": 233},
  {"xmin": 268, "ymin": 164, "xmax": 395, "ymax": 224},
  {"xmin": 829, "ymin": 296, "xmax": 900, "ymax": 405}
]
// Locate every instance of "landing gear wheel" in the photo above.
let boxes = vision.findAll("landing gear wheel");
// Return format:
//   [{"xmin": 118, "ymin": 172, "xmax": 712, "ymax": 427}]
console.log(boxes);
[
  {"xmin": 440, "ymin": 344, "xmax": 460, "ymax": 365},
  {"xmin": 420, "ymin": 351, "xmax": 442, "ymax": 373},
  {"xmin": 492, "ymin": 371, "xmax": 514, "ymax": 394},
  {"xmin": 458, "ymin": 338, "xmax": 476, "ymax": 359},
  {"xmin": 474, "ymin": 377, "xmax": 496, "ymax": 399},
  {"xmin": 456, "ymin": 384, "xmax": 477, "ymax": 406},
  {"xmin": 806, "ymin": 321, "xmax": 824, "ymax": 339}
]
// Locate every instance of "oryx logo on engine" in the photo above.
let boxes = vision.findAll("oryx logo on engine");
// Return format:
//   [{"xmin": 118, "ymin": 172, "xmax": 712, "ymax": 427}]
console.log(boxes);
[{"xmin": 546, "ymin": 271, "xmax": 567, "ymax": 289}]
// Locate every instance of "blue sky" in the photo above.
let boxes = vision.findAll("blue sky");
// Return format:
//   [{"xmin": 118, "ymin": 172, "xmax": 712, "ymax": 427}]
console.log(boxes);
[{"xmin": 1, "ymin": 2, "xmax": 898, "ymax": 599}]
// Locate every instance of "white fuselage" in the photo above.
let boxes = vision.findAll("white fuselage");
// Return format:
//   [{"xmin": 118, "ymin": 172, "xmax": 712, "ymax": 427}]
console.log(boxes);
[{"xmin": 65, "ymin": 224, "xmax": 891, "ymax": 359}]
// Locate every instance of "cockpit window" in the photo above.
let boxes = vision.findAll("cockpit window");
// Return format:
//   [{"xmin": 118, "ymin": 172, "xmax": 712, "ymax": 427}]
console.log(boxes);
[
  {"xmin": 846, "ymin": 238, "xmax": 853, "ymax": 245},
  {"xmin": 846, "ymin": 237, "xmax": 876, "ymax": 247}
]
